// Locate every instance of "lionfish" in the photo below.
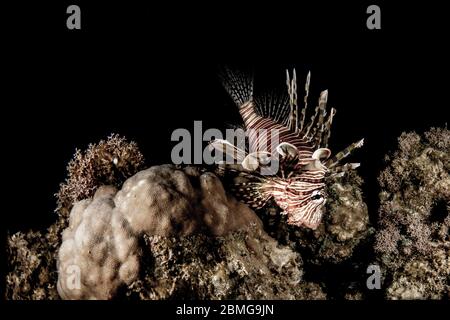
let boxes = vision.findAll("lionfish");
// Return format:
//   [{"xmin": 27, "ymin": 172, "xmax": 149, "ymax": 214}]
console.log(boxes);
[{"xmin": 209, "ymin": 68, "xmax": 364, "ymax": 230}]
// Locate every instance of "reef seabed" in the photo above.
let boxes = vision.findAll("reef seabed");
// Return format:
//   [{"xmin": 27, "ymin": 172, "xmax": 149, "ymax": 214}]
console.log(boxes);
[{"xmin": 5, "ymin": 128, "xmax": 449, "ymax": 300}]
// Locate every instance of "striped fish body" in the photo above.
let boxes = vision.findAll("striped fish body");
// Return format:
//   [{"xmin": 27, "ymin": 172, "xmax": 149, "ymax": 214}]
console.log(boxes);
[
  {"xmin": 260, "ymin": 171, "xmax": 327, "ymax": 229},
  {"xmin": 240, "ymin": 101, "xmax": 314, "ymax": 161},
  {"xmin": 215, "ymin": 68, "xmax": 364, "ymax": 230}
]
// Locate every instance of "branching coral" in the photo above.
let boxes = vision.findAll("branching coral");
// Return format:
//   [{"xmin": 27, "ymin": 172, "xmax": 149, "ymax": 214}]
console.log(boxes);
[
  {"xmin": 375, "ymin": 127, "xmax": 450, "ymax": 299},
  {"xmin": 55, "ymin": 134, "xmax": 145, "ymax": 218}
]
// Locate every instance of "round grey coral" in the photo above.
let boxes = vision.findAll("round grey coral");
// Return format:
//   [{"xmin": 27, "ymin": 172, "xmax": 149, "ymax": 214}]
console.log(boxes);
[
  {"xmin": 57, "ymin": 165, "xmax": 309, "ymax": 300},
  {"xmin": 57, "ymin": 186, "xmax": 139, "ymax": 299}
]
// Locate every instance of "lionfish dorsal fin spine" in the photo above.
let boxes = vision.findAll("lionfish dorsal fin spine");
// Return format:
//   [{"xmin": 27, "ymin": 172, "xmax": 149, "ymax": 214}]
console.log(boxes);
[
  {"xmin": 304, "ymin": 104, "xmax": 319, "ymax": 139},
  {"xmin": 299, "ymin": 71, "xmax": 311, "ymax": 133},
  {"xmin": 325, "ymin": 138, "xmax": 364, "ymax": 168},
  {"xmin": 321, "ymin": 107, "xmax": 336, "ymax": 148},
  {"xmin": 311, "ymin": 90, "xmax": 329, "ymax": 147},
  {"xmin": 286, "ymin": 69, "xmax": 299, "ymax": 133},
  {"xmin": 220, "ymin": 67, "xmax": 254, "ymax": 107}
]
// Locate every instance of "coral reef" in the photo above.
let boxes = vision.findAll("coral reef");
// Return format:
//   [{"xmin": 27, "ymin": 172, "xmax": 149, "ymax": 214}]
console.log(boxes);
[
  {"xmin": 56, "ymin": 165, "xmax": 268, "ymax": 299},
  {"xmin": 55, "ymin": 165, "xmax": 327, "ymax": 299},
  {"xmin": 55, "ymin": 134, "xmax": 145, "ymax": 218},
  {"xmin": 54, "ymin": 164, "xmax": 370, "ymax": 299},
  {"xmin": 5, "ymin": 161, "xmax": 370, "ymax": 300},
  {"xmin": 6, "ymin": 135, "xmax": 144, "ymax": 300},
  {"xmin": 57, "ymin": 186, "xmax": 140, "ymax": 299},
  {"xmin": 126, "ymin": 230, "xmax": 325, "ymax": 300},
  {"xmin": 256, "ymin": 171, "xmax": 371, "ymax": 263},
  {"xmin": 6, "ymin": 135, "xmax": 373, "ymax": 300},
  {"xmin": 375, "ymin": 127, "xmax": 450, "ymax": 299},
  {"xmin": 5, "ymin": 221, "xmax": 63, "ymax": 300},
  {"xmin": 254, "ymin": 170, "xmax": 372, "ymax": 298},
  {"xmin": 114, "ymin": 165, "xmax": 261, "ymax": 236}
]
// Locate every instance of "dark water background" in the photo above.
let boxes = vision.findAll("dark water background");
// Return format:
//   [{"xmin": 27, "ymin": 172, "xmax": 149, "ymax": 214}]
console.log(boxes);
[{"xmin": 2, "ymin": 2, "xmax": 449, "ymax": 302}]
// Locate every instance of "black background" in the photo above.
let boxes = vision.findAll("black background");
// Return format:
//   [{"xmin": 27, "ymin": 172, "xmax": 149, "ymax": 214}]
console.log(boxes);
[
  {"xmin": 5, "ymin": 1, "xmax": 449, "ymax": 230},
  {"xmin": 2, "ymin": 0, "xmax": 449, "ymax": 310}
]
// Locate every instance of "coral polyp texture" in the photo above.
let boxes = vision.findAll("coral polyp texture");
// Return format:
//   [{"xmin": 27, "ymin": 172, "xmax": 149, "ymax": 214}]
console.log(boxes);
[
  {"xmin": 57, "ymin": 186, "xmax": 140, "ymax": 299},
  {"xmin": 375, "ymin": 127, "xmax": 450, "ymax": 299}
]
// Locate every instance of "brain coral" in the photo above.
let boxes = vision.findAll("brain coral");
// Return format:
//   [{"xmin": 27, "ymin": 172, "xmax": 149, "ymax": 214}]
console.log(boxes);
[
  {"xmin": 114, "ymin": 165, "xmax": 261, "ymax": 236},
  {"xmin": 57, "ymin": 165, "xmax": 282, "ymax": 299},
  {"xmin": 57, "ymin": 186, "xmax": 140, "ymax": 299}
]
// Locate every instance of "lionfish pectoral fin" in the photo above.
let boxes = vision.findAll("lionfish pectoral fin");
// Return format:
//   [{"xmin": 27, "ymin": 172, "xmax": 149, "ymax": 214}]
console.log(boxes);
[
  {"xmin": 330, "ymin": 163, "xmax": 361, "ymax": 177},
  {"xmin": 276, "ymin": 142, "xmax": 300, "ymax": 177},
  {"xmin": 209, "ymin": 139, "xmax": 246, "ymax": 164},
  {"xmin": 301, "ymin": 158, "xmax": 325, "ymax": 171},
  {"xmin": 312, "ymin": 148, "xmax": 331, "ymax": 161},
  {"xmin": 242, "ymin": 151, "xmax": 272, "ymax": 171},
  {"xmin": 276, "ymin": 142, "xmax": 298, "ymax": 158},
  {"xmin": 232, "ymin": 179, "xmax": 271, "ymax": 209}
]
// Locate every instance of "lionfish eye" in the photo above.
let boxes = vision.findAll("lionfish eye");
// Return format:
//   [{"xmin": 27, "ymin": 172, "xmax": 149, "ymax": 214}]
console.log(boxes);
[{"xmin": 311, "ymin": 193, "xmax": 323, "ymax": 200}]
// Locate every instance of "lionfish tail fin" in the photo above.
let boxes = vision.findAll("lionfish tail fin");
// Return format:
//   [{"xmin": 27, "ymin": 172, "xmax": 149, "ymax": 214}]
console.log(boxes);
[
  {"xmin": 219, "ymin": 67, "xmax": 254, "ymax": 108},
  {"xmin": 325, "ymin": 138, "xmax": 364, "ymax": 168}
]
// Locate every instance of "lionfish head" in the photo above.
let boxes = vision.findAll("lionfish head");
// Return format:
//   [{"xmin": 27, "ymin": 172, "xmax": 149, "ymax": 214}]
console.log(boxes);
[
  {"xmin": 284, "ymin": 184, "xmax": 327, "ymax": 230},
  {"xmin": 270, "ymin": 166, "xmax": 328, "ymax": 230}
]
